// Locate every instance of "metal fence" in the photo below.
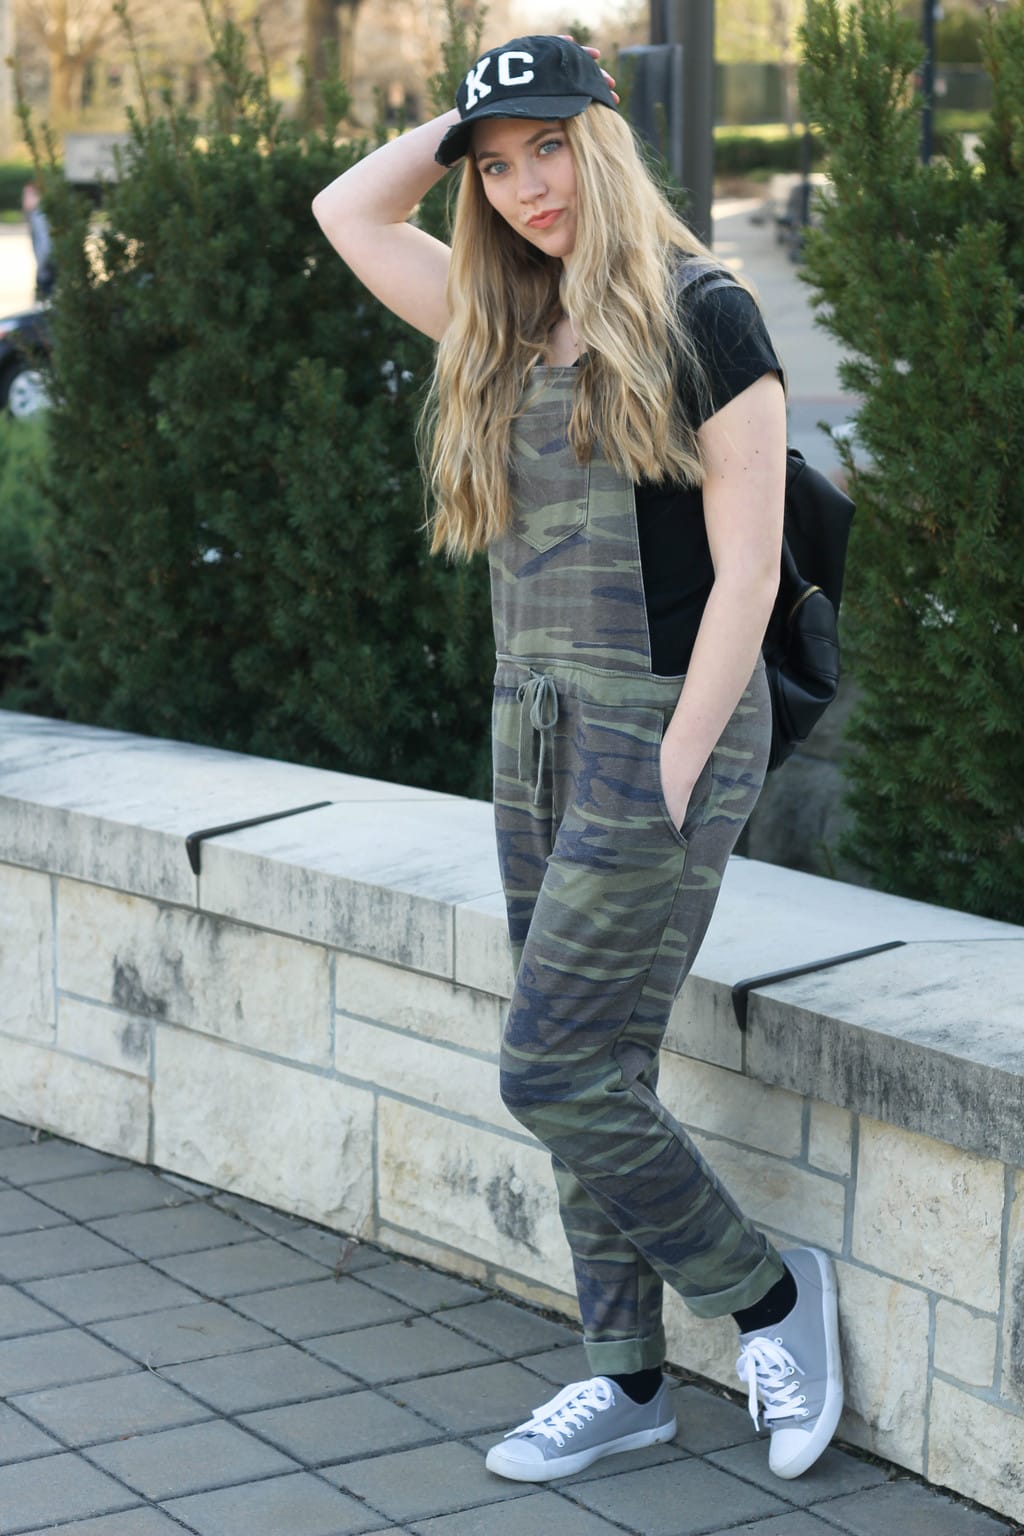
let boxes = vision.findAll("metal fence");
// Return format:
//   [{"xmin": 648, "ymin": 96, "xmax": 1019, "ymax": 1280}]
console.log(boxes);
[{"xmin": 715, "ymin": 62, "xmax": 992, "ymax": 125}]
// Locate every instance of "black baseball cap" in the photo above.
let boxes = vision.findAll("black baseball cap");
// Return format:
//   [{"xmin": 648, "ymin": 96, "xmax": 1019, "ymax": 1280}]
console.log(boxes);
[{"xmin": 435, "ymin": 35, "xmax": 617, "ymax": 167}]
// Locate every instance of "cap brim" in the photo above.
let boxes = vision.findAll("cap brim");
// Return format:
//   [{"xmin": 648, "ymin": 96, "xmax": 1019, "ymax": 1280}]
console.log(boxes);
[{"xmin": 435, "ymin": 95, "xmax": 594, "ymax": 167}]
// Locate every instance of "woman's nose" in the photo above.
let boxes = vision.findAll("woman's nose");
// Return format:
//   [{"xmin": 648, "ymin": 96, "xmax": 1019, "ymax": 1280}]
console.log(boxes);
[{"xmin": 517, "ymin": 164, "xmax": 546, "ymax": 201}]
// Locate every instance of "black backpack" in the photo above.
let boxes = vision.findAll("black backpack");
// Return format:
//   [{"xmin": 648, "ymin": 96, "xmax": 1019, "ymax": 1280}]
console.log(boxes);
[
  {"xmin": 765, "ymin": 445, "xmax": 854, "ymax": 769},
  {"xmin": 679, "ymin": 267, "xmax": 855, "ymax": 770}
]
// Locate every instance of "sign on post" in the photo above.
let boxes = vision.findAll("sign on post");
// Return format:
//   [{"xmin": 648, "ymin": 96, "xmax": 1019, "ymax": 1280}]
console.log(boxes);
[
  {"xmin": 619, "ymin": 43, "xmax": 685, "ymax": 185},
  {"xmin": 632, "ymin": 0, "xmax": 715, "ymax": 244},
  {"xmin": 63, "ymin": 133, "xmax": 131, "ymax": 186}
]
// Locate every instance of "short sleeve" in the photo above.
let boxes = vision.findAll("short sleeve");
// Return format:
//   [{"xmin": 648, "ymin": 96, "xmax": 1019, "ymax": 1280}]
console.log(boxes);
[{"xmin": 682, "ymin": 280, "xmax": 784, "ymax": 425}]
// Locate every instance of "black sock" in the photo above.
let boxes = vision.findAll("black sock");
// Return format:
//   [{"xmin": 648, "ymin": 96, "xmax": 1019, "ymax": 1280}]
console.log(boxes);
[
  {"xmin": 732, "ymin": 1266, "xmax": 798, "ymax": 1335},
  {"xmin": 608, "ymin": 1367, "xmax": 663, "ymax": 1405}
]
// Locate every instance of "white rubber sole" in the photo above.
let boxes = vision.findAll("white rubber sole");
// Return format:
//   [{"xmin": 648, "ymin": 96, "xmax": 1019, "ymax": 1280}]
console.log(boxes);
[
  {"xmin": 485, "ymin": 1415, "xmax": 678, "ymax": 1483},
  {"xmin": 770, "ymin": 1246, "xmax": 844, "ymax": 1480}
]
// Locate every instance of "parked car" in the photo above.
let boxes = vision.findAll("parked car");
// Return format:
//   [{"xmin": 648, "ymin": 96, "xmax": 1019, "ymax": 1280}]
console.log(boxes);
[{"xmin": 0, "ymin": 307, "xmax": 52, "ymax": 418}]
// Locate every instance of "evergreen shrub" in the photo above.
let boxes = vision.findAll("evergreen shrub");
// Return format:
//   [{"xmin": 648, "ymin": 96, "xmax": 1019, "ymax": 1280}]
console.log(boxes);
[
  {"xmin": 800, "ymin": 0, "xmax": 1024, "ymax": 922},
  {"xmin": 0, "ymin": 416, "xmax": 57, "ymax": 712},
  {"xmin": 21, "ymin": 4, "xmax": 493, "ymax": 797}
]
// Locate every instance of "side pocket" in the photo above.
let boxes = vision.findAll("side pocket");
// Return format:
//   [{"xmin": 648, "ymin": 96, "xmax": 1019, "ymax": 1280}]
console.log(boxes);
[{"xmin": 658, "ymin": 735, "xmax": 714, "ymax": 847}]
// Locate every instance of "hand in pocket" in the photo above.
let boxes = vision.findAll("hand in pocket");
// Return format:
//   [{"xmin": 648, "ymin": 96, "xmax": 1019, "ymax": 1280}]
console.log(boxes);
[{"xmin": 659, "ymin": 743, "xmax": 698, "ymax": 833}]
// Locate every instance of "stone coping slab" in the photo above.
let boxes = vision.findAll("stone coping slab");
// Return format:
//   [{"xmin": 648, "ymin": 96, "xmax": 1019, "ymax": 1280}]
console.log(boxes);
[
  {"xmin": 701, "ymin": 856, "xmax": 1015, "ymax": 980},
  {"xmin": 198, "ymin": 798, "xmax": 502, "ymax": 977},
  {"xmin": 2, "ymin": 709, "xmax": 1022, "ymax": 1164},
  {"xmin": 748, "ymin": 938, "xmax": 1024, "ymax": 1165},
  {"xmin": 0, "ymin": 710, "xmax": 455, "ymax": 906}
]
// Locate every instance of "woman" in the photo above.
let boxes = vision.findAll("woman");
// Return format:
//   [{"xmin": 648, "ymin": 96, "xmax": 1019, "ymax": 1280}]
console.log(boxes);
[
  {"xmin": 22, "ymin": 182, "xmax": 55, "ymax": 301},
  {"xmin": 313, "ymin": 32, "xmax": 842, "ymax": 1486}
]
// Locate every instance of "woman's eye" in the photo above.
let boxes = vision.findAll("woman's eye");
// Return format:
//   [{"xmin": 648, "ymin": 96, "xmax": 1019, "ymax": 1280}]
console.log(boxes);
[
  {"xmin": 538, "ymin": 139, "xmax": 563, "ymax": 156},
  {"xmin": 483, "ymin": 160, "xmax": 508, "ymax": 176}
]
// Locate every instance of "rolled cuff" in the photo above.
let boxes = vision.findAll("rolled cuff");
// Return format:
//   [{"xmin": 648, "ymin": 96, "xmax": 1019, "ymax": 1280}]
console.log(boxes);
[
  {"xmin": 683, "ymin": 1249, "xmax": 787, "ymax": 1321},
  {"xmin": 584, "ymin": 1324, "xmax": 667, "ymax": 1376}
]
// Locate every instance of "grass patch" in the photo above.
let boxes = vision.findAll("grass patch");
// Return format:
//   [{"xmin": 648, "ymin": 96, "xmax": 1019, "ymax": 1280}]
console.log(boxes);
[
  {"xmin": 934, "ymin": 108, "xmax": 991, "ymax": 133},
  {"xmin": 714, "ymin": 122, "xmax": 811, "ymax": 140}
]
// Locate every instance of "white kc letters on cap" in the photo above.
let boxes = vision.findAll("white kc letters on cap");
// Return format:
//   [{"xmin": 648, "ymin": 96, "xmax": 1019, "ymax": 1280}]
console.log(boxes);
[{"xmin": 463, "ymin": 50, "xmax": 536, "ymax": 109}]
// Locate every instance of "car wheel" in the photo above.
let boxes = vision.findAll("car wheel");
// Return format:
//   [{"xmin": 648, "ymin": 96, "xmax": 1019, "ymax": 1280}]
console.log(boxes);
[{"xmin": 5, "ymin": 365, "xmax": 49, "ymax": 418}]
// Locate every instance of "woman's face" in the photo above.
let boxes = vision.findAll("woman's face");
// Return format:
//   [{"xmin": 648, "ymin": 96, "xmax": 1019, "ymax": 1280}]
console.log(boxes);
[{"xmin": 472, "ymin": 117, "xmax": 579, "ymax": 262}]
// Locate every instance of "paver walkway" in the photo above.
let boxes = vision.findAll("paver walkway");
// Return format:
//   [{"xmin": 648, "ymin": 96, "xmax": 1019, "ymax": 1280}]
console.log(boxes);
[
  {"xmin": 0, "ymin": 1115, "xmax": 1015, "ymax": 1536},
  {"xmin": 0, "ymin": 224, "xmax": 35, "ymax": 317},
  {"xmin": 711, "ymin": 194, "xmax": 857, "ymax": 481}
]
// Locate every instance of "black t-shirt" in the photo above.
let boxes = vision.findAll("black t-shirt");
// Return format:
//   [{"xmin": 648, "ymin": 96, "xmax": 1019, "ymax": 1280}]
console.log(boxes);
[{"xmin": 636, "ymin": 280, "xmax": 783, "ymax": 675}]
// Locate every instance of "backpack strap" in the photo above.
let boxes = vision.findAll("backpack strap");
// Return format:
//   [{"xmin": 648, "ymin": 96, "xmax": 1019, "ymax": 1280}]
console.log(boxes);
[
  {"xmin": 674, "ymin": 264, "xmax": 788, "ymax": 397},
  {"xmin": 673, "ymin": 261, "xmax": 741, "ymax": 301}
]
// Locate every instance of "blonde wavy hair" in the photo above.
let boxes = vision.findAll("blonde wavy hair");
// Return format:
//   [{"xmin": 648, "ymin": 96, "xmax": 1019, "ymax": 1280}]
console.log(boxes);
[{"xmin": 422, "ymin": 104, "xmax": 743, "ymax": 559}]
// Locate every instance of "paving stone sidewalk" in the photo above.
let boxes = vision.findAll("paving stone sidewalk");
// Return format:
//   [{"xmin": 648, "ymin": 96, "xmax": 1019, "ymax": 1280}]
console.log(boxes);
[{"xmin": 0, "ymin": 1116, "xmax": 1015, "ymax": 1536}]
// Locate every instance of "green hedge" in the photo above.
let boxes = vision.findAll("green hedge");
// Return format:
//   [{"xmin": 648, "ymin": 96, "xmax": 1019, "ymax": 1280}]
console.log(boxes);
[
  {"xmin": 712, "ymin": 111, "xmax": 991, "ymax": 178},
  {"xmin": 714, "ymin": 129, "xmax": 827, "ymax": 176},
  {"xmin": 0, "ymin": 162, "xmax": 31, "ymax": 213}
]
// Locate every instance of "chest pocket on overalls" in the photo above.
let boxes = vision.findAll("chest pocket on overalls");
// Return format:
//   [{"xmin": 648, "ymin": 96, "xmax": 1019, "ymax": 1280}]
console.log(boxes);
[{"xmin": 510, "ymin": 408, "xmax": 591, "ymax": 553}]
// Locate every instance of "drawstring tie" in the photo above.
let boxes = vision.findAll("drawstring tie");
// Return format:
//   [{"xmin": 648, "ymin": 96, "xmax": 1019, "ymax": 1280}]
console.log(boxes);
[{"xmin": 516, "ymin": 671, "xmax": 559, "ymax": 805}]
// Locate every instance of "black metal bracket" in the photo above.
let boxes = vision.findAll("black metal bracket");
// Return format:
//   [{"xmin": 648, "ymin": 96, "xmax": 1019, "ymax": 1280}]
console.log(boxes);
[
  {"xmin": 185, "ymin": 801, "xmax": 333, "ymax": 876},
  {"xmin": 731, "ymin": 940, "xmax": 907, "ymax": 1031}
]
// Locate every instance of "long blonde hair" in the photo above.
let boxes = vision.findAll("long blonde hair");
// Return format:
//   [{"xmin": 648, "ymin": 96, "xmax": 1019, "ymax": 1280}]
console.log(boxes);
[{"xmin": 423, "ymin": 105, "xmax": 729, "ymax": 559}]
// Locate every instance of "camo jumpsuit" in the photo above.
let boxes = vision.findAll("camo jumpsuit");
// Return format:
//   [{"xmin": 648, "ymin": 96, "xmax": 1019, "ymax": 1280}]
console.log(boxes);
[{"xmin": 491, "ymin": 365, "xmax": 787, "ymax": 1376}]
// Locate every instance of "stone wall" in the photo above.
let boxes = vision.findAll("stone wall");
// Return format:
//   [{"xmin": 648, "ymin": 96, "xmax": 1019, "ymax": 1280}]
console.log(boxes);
[{"xmin": 2, "ymin": 709, "xmax": 1024, "ymax": 1519}]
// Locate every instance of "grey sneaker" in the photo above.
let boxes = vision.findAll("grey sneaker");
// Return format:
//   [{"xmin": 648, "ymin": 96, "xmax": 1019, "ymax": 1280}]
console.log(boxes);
[
  {"xmin": 484, "ymin": 1375, "xmax": 676, "ymax": 1482},
  {"xmin": 736, "ymin": 1245, "xmax": 843, "ymax": 1480}
]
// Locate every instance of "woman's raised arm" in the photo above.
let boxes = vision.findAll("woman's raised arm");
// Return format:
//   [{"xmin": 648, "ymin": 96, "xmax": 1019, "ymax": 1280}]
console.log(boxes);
[{"xmin": 312, "ymin": 110, "xmax": 460, "ymax": 341}]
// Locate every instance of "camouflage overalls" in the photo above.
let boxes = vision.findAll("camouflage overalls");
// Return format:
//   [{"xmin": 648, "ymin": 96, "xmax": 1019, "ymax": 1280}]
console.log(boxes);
[{"xmin": 491, "ymin": 366, "xmax": 787, "ymax": 1376}]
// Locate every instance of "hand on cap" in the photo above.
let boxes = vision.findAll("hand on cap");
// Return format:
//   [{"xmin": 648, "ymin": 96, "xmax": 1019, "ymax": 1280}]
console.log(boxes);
[{"xmin": 559, "ymin": 34, "xmax": 619, "ymax": 105}]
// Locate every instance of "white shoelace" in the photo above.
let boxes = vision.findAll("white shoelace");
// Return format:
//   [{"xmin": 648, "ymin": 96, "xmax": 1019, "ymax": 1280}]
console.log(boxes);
[
  {"xmin": 736, "ymin": 1336, "xmax": 809, "ymax": 1431},
  {"xmin": 504, "ymin": 1377, "xmax": 615, "ymax": 1447}
]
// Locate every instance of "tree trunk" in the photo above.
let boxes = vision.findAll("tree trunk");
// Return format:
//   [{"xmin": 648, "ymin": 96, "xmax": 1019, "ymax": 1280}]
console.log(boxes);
[
  {"xmin": 304, "ymin": 0, "xmax": 336, "ymax": 81},
  {"xmin": 303, "ymin": 0, "xmax": 361, "ymax": 124},
  {"xmin": 336, "ymin": 0, "xmax": 358, "ymax": 86},
  {"xmin": 49, "ymin": 51, "xmax": 81, "ymax": 122},
  {"xmin": 43, "ymin": 0, "xmax": 87, "ymax": 124}
]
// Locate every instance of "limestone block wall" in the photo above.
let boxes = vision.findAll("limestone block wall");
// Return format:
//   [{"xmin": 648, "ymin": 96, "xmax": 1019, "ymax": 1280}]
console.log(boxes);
[{"xmin": 2, "ymin": 709, "xmax": 1024, "ymax": 1518}]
